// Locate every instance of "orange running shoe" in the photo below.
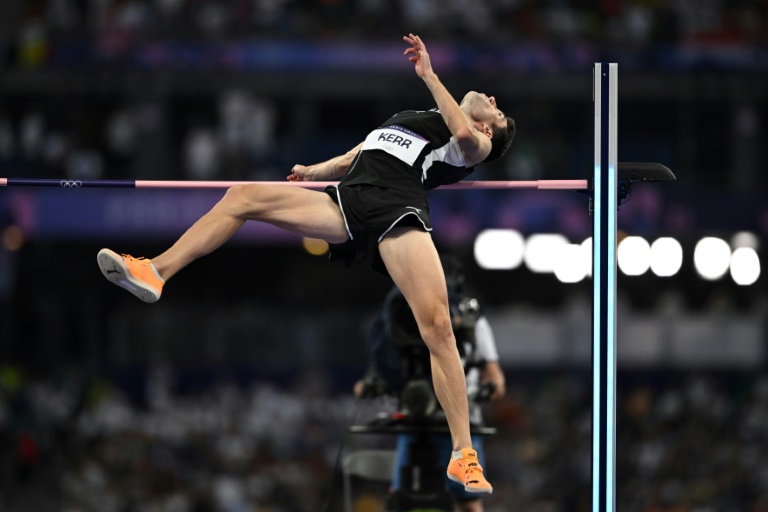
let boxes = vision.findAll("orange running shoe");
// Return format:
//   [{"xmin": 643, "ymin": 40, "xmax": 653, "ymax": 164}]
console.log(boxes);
[
  {"xmin": 446, "ymin": 448, "xmax": 493, "ymax": 494},
  {"xmin": 97, "ymin": 248, "xmax": 164, "ymax": 303}
]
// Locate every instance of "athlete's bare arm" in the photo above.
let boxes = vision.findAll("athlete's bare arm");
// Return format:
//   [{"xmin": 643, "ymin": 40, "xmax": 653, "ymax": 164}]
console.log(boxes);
[
  {"xmin": 287, "ymin": 142, "xmax": 364, "ymax": 181},
  {"xmin": 403, "ymin": 33, "xmax": 491, "ymax": 167}
]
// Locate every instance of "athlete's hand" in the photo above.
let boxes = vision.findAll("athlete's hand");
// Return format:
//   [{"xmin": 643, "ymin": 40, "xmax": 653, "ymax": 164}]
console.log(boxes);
[
  {"xmin": 287, "ymin": 164, "xmax": 310, "ymax": 181},
  {"xmin": 403, "ymin": 33, "xmax": 433, "ymax": 80}
]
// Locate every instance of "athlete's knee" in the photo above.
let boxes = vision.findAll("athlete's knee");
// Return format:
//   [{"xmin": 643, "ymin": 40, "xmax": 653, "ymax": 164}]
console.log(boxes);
[
  {"xmin": 418, "ymin": 308, "xmax": 454, "ymax": 353},
  {"xmin": 222, "ymin": 184, "xmax": 268, "ymax": 218}
]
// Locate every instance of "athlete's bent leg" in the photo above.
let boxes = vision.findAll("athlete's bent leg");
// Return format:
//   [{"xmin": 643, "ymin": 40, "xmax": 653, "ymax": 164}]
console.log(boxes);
[
  {"xmin": 152, "ymin": 184, "xmax": 349, "ymax": 281},
  {"xmin": 379, "ymin": 227, "xmax": 492, "ymax": 494},
  {"xmin": 379, "ymin": 227, "xmax": 471, "ymax": 449}
]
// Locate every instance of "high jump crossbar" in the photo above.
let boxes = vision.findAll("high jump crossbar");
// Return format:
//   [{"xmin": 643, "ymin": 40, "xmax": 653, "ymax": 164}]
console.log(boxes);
[
  {"xmin": 1, "ymin": 161, "xmax": 674, "ymax": 190},
  {"xmin": 0, "ymin": 178, "xmax": 588, "ymax": 190}
]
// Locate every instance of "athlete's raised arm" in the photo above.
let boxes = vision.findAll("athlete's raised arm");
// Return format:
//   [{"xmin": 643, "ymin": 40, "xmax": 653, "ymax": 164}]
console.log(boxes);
[
  {"xmin": 287, "ymin": 142, "xmax": 364, "ymax": 181},
  {"xmin": 403, "ymin": 33, "xmax": 492, "ymax": 166}
]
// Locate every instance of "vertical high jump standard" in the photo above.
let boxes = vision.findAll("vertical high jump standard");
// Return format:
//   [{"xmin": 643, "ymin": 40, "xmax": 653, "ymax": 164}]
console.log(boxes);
[{"xmin": 592, "ymin": 62, "xmax": 618, "ymax": 512}]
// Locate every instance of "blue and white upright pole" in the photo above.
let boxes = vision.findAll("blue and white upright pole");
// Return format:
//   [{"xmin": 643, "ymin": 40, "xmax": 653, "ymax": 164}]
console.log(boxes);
[{"xmin": 592, "ymin": 62, "xmax": 618, "ymax": 512}]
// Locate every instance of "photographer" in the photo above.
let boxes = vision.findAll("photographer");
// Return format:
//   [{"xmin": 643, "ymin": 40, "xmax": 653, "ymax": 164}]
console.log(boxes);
[{"xmin": 354, "ymin": 255, "xmax": 506, "ymax": 512}]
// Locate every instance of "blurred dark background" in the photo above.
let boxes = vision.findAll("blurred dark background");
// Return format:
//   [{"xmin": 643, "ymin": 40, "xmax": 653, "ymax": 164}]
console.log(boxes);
[{"xmin": 0, "ymin": 1, "xmax": 767, "ymax": 511}]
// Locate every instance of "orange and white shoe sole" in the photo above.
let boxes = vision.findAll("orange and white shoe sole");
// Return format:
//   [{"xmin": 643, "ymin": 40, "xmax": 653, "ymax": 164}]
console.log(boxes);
[
  {"xmin": 447, "ymin": 470, "xmax": 493, "ymax": 494},
  {"xmin": 97, "ymin": 248, "xmax": 161, "ymax": 303}
]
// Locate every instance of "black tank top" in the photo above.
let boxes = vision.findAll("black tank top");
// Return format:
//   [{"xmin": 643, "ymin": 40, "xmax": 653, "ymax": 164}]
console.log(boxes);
[{"xmin": 339, "ymin": 109, "xmax": 475, "ymax": 192}]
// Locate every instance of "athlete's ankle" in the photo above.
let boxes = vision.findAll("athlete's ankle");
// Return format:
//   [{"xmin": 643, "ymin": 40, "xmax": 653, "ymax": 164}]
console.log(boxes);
[
  {"xmin": 453, "ymin": 448, "xmax": 476, "ymax": 459},
  {"xmin": 149, "ymin": 258, "xmax": 170, "ymax": 282},
  {"xmin": 148, "ymin": 261, "xmax": 166, "ymax": 283}
]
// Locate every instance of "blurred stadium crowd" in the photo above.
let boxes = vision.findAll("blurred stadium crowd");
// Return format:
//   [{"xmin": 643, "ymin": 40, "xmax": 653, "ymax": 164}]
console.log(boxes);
[
  {"xmin": 0, "ymin": 0, "xmax": 765, "ymax": 191},
  {"xmin": 1, "ymin": 2, "xmax": 767, "ymax": 512},
  {"xmin": 3, "ymin": 0, "xmax": 766, "ymax": 47},
  {"xmin": 2, "ymin": 364, "xmax": 768, "ymax": 512}
]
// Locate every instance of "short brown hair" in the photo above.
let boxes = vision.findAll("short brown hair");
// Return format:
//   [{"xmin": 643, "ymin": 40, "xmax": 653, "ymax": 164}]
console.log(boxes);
[{"xmin": 484, "ymin": 116, "xmax": 516, "ymax": 163}]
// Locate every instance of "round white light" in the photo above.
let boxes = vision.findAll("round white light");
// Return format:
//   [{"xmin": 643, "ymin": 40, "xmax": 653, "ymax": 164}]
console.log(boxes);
[
  {"xmin": 731, "ymin": 231, "xmax": 759, "ymax": 250},
  {"xmin": 650, "ymin": 237, "xmax": 683, "ymax": 277},
  {"xmin": 473, "ymin": 229, "xmax": 525, "ymax": 270},
  {"xmin": 694, "ymin": 237, "xmax": 731, "ymax": 280},
  {"xmin": 617, "ymin": 236, "xmax": 651, "ymax": 276},
  {"xmin": 554, "ymin": 244, "xmax": 589, "ymax": 283},
  {"xmin": 524, "ymin": 234, "xmax": 569, "ymax": 273},
  {"xmin": 730, "ymin": 247, "xmax": 760, "ymax": 285}
]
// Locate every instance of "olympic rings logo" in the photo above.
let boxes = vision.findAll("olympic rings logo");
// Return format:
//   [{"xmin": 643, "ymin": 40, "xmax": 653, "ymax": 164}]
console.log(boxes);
[{"xmin": 60, "ymin": 180, "xmax": 83, "ymax": 188}]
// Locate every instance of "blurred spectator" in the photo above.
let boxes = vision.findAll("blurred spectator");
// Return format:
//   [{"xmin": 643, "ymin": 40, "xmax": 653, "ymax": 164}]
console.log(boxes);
[
  {"xmin": 66, "ymin": 149, "xmax": 104, "ymax": 179},
  {"xmin": 106, "ymin": 109, "xmax": 137, "ymax": 157},
  {"xmin": 132, "ymin": 102, "xmax": 173, "ymax": 179},
  {"xmin": 17, "ymin": 18, "xmax": 48, "ymax": 68},
  {"xmin": 217, "ymin": 90, "xmax": 277, "ymax": 180},
  {"xmin": 183, "ymin": 128, "xmax": 219, "ymax": 180},
  {"xmin": 0, "ymin": 117, "xmax": 14, "ymax": 160},
  {"xmin": 20, "ymin": 112, "xmax": 45, "ymax": 159}
]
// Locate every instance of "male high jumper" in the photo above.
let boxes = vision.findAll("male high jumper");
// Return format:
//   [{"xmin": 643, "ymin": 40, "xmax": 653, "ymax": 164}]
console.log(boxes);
[{"xmin": 97, "ymin": 33, "xmax": 515, "ymax": 494}]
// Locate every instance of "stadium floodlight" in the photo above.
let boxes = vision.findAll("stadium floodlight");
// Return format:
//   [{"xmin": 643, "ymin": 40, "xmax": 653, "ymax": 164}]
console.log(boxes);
[
  {"xmin": 650, "ymin": 237, "xmax": 683, "ymax": 277},
  {"xmin": 474, "ymin": 229, "xmax": 525, "ymax": 270},
  {"xmin": 524, "ymin": 233, "xmax": 569, "ymax": 273},
  {"xmin": 617, "ymin": 236, "xmax": 651, "ymax": 276},
  {"xmin": 731, "ymin": 231, "xmax": 759, "ymax": 250},
  {"xmin": 554, "ymin": 243, "xmax": 590, "ymax": 283},
  {"xmin": 730, "ymin": 247, "xmax": 760, "ymax": 285},
  {"xmin": 694, "ymin": 237, "xmax": 731, "ymax": 280}
]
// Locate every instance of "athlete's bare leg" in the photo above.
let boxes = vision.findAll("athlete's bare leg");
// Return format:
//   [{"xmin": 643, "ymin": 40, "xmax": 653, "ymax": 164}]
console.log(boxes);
[
  {"xmin": 151, "ymin": 184, "xmax": 349, "ymax": 281},
  {"xmin": 378, "ymin": 226, "xmax": 472, "ymax": 452}
]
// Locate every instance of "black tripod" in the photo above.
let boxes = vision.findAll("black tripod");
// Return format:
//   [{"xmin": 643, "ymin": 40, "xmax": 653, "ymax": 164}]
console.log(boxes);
[{"xmin": 387, "ymin": 429, "xmax": 454, "ymax": 511}]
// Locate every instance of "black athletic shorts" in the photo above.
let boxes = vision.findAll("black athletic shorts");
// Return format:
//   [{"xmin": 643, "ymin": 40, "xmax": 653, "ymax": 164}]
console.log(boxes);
[{"xmin": 323, "ymin": 184, "xmax": 433, "ymax": 275}]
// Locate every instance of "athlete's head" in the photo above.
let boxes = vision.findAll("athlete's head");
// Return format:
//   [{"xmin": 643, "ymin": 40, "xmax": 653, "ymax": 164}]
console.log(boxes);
[
  {"xmin": 460, "ymin": 91, "xmax": 516, "ymax": 163},
  {"xmin": 485, "ymin": 115, "xmax": 515, "ymax": 163}
]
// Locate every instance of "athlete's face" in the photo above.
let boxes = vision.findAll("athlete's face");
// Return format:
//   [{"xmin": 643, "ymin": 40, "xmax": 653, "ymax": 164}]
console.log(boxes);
[{"xmin": 460, "ymin": 91, "xmax": 507, "ymax": 135}]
